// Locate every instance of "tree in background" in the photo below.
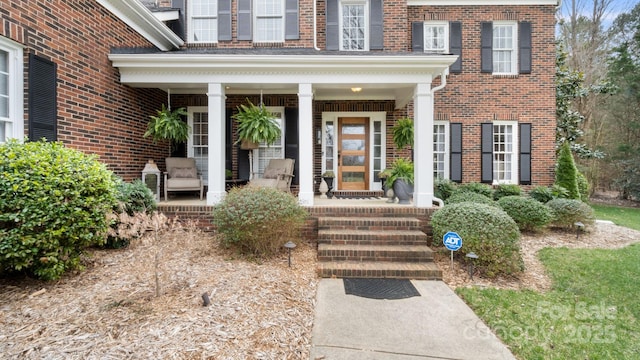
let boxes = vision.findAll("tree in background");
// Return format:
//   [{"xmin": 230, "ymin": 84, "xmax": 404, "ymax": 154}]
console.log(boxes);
[{"xmin": 603, "ymin": 3, "xmax": 640, "ymax": 199}]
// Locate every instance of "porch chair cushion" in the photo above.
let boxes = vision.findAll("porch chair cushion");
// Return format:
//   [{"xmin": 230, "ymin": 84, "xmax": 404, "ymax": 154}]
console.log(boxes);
[
  {"xmin": 248, "ymin": 158, "xmax": 295, "ymax": 192},
  {"xmin": 164, "ymin": 157, "xmax": 204, "ymax": 201}
]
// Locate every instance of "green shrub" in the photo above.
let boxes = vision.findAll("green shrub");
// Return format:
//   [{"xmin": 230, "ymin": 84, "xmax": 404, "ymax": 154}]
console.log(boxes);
[
  {"xmin": 493, "ymin": 184, "xmax": 521, "ymax": 200},
  {"xmin": 446, "ymin": 191, "xmax": 497, "ymax": 206},
  {"xmin": 497, "ymin": 196, "xmax": 553, "ymax": 232},
  {"xmin": 529, "ymin": 185, "xmax": 569, "ymax": 203},
  {"xmin": 431, "ymin": 202, "xmax": 522, "ymax": 278},
  {"xmin": 434, "ymin": 178, "xmax": 457, "ymax": 201},
  {"xmin": 213, "ymin": 187, "xmax": 308, "ymax": 257},
  {"xmin": 546, "ymin": 198, "xmax": 595, "ymax": 228},
  {"xmin": 576, "ymin": 171, "xmax": 590, "ymax": 201},
  {"xmin": 0, "ymin": 140, "xmax": 117, "ymax": 280},
  {"xmin": 555, "ymin": 142, "xmax": 580, "ymax": 199},
  {"xmin": 456, "ymin": 182, "xmax": 494, "ymax": 198},
  {"xmin": 106, "ymin": 179, "xmax": 157, "ymax": 249}
]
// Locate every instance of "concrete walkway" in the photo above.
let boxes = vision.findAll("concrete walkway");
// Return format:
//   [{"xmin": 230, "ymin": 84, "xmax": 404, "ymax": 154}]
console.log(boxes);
[{"xmin": 310, "ymin": 279, "xmax": 516, "ymax": 360}]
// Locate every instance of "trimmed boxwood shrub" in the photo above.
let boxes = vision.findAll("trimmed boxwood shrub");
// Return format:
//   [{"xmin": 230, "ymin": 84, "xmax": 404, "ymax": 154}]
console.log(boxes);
[
  {"xmin": 546, "ymin": 198, "xmax": 595, "ymax": 228},
  {"xmin": 434, "ymin": 178, "xmax": 457, "ymax": 201},
  {"xmin": 213, "ymin": 186, "xmax": 308, "ymax": 257},
  {"xmin": 0, "ymin": 140, "xmax": 117, "ymax": 280},
  {"xmin": 106, "ymin": 179, "xmax": 157, "ymax": 249},
  {"xmin": 456, "ymin": 182, "xmax": 494, "ymax": 198},
  {"xmin": 493, "ymin": 184, "xmax": 522, "ymax": 200},
  {"xmin": 497, "ymin": 196, "xmax": 553, "ymax": 232},
  {"xmin": 446, "ymin": 191, "xmax": 497, "ymax": 206},
  {"xmin": 431, "ymin": 202, "xmax": 522, "ymax": 278}
]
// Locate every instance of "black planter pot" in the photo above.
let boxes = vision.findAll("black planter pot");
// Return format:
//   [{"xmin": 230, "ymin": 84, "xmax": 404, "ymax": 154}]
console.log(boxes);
[{"xmin": 323, "ymin": 177, "xmax": 334, "ymax": 198}]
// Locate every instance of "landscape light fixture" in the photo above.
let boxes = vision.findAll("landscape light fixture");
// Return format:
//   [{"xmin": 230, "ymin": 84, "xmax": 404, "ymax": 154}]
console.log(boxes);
[
  {"xmin": 284, "ymin": 241, "xmax": 297, "ymax": 267},
  {"xmin": 466, "ymin": 252, "xmax": 479, "ymax": 280},
  {"xmin": 574, "ymin": 222, "xmax": 585, "ymax": 239}
]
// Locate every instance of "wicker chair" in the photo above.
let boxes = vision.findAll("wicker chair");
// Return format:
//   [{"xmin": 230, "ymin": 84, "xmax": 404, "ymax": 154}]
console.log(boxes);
[
  {"xmin": 248, "ymin": 158, "xmax": 295, "ymax": 192},
  {"xmin": 164, "ymin": 157, "xmax": 204, "ymax": 201}
]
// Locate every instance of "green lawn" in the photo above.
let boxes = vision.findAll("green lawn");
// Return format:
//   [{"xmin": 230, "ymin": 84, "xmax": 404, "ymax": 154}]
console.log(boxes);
[
  {"xmin": 591, "ymin": 203, "xmax": 640, "ymax": 231},
  {"xmin": 457, "ymin": 243, "xmax": 640, "ymax": 359}
]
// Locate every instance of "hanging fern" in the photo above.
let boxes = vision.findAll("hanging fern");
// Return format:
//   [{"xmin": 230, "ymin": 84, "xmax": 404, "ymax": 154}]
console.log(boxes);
[
  {"xmin": 144, "ymin": 104, "xmax": 190, "ymax": 143},
  {"xmin": 392, "ymin": 117, "xmax": 414, "ymax": 150},
  {"xmin": 232, "ymin": 99, "xmax": 281, "ymax": 146}
]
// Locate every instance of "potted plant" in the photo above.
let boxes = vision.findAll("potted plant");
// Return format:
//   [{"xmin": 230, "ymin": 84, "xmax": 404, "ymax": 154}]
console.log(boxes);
[
  {"xmin": 232, "ymin": 99, "xmax": 280, "ymax": 149},
  {"xmin": 387, "ymin": 158, "xmax": 414, "ymax": 204},
  {"xmin": 322, "ymin": 170, "xmax": 335, "ymax": 197},
  {"xmin": 144, "ymin": 104, "xmax": 190, "ymax": 146},
  {"xmin": 392, "ymin": 117, "xmax": 414, "ymax": 151}
]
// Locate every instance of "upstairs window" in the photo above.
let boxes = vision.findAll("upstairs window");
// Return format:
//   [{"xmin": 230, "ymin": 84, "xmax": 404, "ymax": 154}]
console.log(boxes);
[
  {"xmin": 340, "ymin": 1, "xmax": 368, "ymax": 51},
  {"xmin": 492, "ymin": 22, "xmax": 517, "ymax": 75},
  {"xmin": 424, "ymin": 22, "xmax": 448, "ymax": 53},
  {"xmin": 189, "ymin": 0, "xmax": 218, "ymax": 43},
  {"xmin": 254, "ymin": 0, "xmax": 284, "ymax": 42}
]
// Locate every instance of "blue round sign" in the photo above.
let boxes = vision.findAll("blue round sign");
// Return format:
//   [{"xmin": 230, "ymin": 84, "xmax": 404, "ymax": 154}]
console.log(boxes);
[{"xmin": 443, "ymin": 231, "xmax": 463, "ymax": 251}]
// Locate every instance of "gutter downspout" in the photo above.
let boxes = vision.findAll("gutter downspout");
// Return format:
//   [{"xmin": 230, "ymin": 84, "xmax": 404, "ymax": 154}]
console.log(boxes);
[
  {"xmin": 431, "ymin": 67, "xmax": 449, "ymax": 207},
  {"xmin": 313, "ymin": 0, "xmax": 321, "ymax": 50}
]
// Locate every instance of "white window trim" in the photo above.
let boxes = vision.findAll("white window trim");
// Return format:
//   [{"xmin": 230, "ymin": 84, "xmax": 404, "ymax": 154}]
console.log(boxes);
[
  {"xmin": 253, "ymin": 0, "xmax": 285, "ymax": 43},
  {"xmin": 433, "ymin": 121, "xmax": 449, "ymax": 180},
  {"xmin": 492, "ymin": 121, "xmax": 518, "ymax": 184},
  {"xmin": 0, "ymin": 36, "xmax": 24, "ymax": 143},
  {"xmin": 321, "ymin": 111, "xmax": 386, "ymax": 191},
  {"xmin": 254, "ymin": 106, "xmax": 285, "ymax": 178},
  {"xmin": 188, "ymin": 0, "xmax": 218, "ymax": 44},
  {"xmin": 187, "ymin": 106, "xmax": 208, "ymax": 185},
  {"xmin": 423, "ymin": 21, "xmax": 449, "ymax": 53},
  {"xmin": 492, "ymin": 21, "xmax": 518, "ymax": 75},
  {"xmin": 339, "ymin": 0, "xmax": 369, "ymax": 51}
]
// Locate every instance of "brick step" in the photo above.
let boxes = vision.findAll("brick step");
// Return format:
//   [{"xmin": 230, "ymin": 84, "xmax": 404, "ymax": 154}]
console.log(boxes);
[
  {"xmin": 318, "ymin": 244, "xmax": 433, "ymax": 262},
  {"xmin": 318, "ymin": 261, "xmax": 442, "ymax": 280},
  {"xmin": 318, "ymin": 229, "xmax": 428, "ymax": 245},
  {"xmin": 317, "ymin": 216, "xmax": 422, "ymax": 231}
]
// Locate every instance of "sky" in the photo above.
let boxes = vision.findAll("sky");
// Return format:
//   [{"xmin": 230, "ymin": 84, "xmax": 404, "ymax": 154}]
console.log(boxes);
[{"xmin": 557, "ymin": 0, "xmax": 639, "ymax": 29}]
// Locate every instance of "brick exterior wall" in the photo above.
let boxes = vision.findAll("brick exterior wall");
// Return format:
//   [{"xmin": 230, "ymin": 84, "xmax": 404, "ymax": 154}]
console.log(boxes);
[
  {"xmin": 159, "ymin": 1, "xmax": 557, "ymax": 187},
  {"xmin": 1, "ymin": 0, "xmax": 170, "ymax": 180}
]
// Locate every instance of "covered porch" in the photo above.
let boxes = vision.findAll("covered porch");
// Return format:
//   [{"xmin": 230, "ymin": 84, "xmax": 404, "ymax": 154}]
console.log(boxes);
[{"xmin": 109, "ymin": 50, "xmax": 457, "ymax": 207}]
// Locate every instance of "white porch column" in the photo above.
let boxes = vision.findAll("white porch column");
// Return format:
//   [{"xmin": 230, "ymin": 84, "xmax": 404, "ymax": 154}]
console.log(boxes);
[
  {"xmin": 298, "ymin": 83, "xmax": 314, "ymax": 206},
  {"xmin": 206, "ymin": 83, "xmax": 226, "ymax": 205},
  {"xmin": 413, "ymin": 83, "xmax": 434, "ymax": 208}
]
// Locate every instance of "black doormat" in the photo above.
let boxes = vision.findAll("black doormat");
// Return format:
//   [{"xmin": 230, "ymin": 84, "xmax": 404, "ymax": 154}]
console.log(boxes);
[{"xmin": 343, "ymin": 278, "xmax": 421, "ymax": 300}]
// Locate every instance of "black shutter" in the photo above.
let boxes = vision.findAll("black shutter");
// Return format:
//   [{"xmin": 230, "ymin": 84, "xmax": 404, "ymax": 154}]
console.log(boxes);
[
  {"xmin": 284, "ymin": 108, "xmax": 299, "ymax": 186},
  {"xmin": 519, "ymin": 21, "xmax": 532, "ymax": 74},
  {"xmin": 519, "ymin": 123, "xmax": 532, "ymax": 185},
  {"xmin": 285, "ymin": 0, "xmax": 299, "ymax": 40},
  {"xmin": 218, "ymin": 0, "xmax": 232, "ymax": 41},
  {"xmin": 450, "ymin": 123, "xmax": 462, "ymax": 183},
  {"xmin": 326, "ymin": 0, "xmax": 339, "ymax": 50},
  {"xmin": 237, "ymin": 0, "xmax": 252, "ymax": 41},
  {"xmin": 225, "ymin": 108, "xmax": 233, "ymax": 175},
  {"xmin": 235, "ymin": 107, "xmax": 251, "ymax": 180},
  {"xmin": 481, "ymin": 22, "xmax": 493, "ymax": 73},
  {"xmin": 481, "ymin": 123, "xmax": 493, "ymax": 183},
  {"xmin": 411, "ymin": 22, "xmax": 423, "ymax": 52},
  {"xmin": 449, "ymin": 22, "xmax": 462, "ymax": 73},
  {"xmin": 28, "ymin": 54, "xmax": 57, "ymax": 142},
  {"xmin": 369, "ymin": 0, "xmax": 383, "ymax": 50},
  {"xmin": 170, "ymin": 0, "xmax": 185, "ymax": 39}
]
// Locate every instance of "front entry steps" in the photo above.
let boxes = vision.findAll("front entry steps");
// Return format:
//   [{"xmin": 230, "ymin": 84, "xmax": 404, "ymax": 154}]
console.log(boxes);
[{"xmin": 317, "ymin": 216, "xmax": 442, "ymax": 280}]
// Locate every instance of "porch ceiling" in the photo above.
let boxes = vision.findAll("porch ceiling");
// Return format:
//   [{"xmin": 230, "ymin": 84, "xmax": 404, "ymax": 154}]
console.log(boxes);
[{"xmin": 108, "ymin": 52, "xmax": 457, "ymax": 108}]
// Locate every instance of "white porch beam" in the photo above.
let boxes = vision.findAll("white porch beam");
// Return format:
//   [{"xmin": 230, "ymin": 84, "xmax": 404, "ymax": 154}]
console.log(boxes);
[
  {"xmin": 413, "ymin": 83, "xmax": 435, "ymax": 208},
  {"xmin": 206, "ymin": 83, "xmax": 226, "ymax": 205},
  {"xmin": 298, "ymin": 83, "xmax": 314, "ymax": 206}
]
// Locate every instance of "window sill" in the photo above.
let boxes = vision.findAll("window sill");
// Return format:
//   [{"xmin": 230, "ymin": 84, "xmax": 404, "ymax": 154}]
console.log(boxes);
[
  {"xmin": 491, "ymin": 74, "xmax": 519, "ymax": 79},
  {"xmin": 253, "ymin": 42, "xmax": 285, "ymax": 48}
]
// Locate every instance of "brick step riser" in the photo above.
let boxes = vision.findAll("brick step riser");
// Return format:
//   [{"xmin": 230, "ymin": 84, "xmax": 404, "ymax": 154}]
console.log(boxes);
[
  {"xmin": 318, "ymin": 268, "xmax": 441, "ymax": 280},
  {"xmin": 318, "ymin": 225, "xmax": 423, "ymax": 231},
  {"xmin": 318, "ymin": 238, "xmax": 428, "ymax": 246},
  {"xmin": 318, "ymin": 254, "xmax": 432, "ymax": 262}
]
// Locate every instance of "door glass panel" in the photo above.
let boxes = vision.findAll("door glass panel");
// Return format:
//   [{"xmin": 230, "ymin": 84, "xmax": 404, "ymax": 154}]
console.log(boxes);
[
  {"xmin": 343, "ymin": 155, "xmax": 365, "ymax": 166},
  {"xmin": 342, "ymin": 171, "xmax": 365, "ymax": 182},
  {"xmin": 342, "ymin": 124, "xmax": 365, "ymax": 135},
  {"xmin": 342, "ymin": 139, "xmax": 365, "ymax": 150}
]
